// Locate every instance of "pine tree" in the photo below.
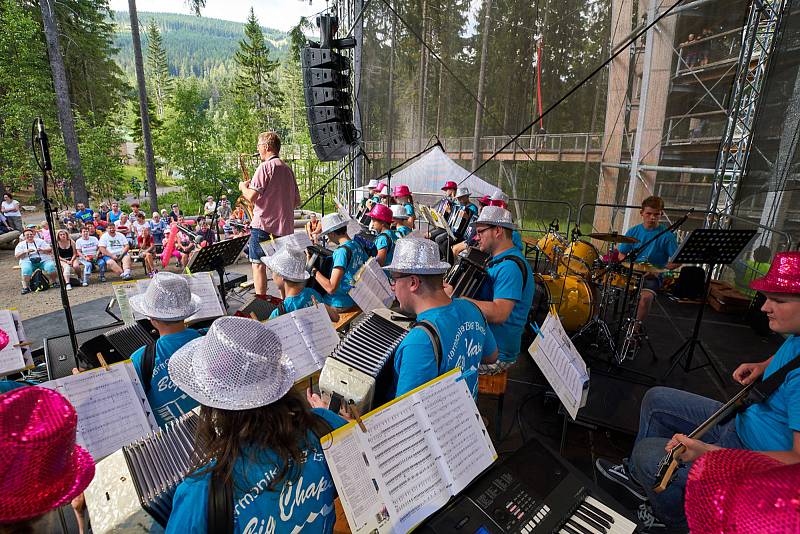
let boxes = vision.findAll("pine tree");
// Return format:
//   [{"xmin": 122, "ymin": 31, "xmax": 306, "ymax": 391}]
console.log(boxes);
[
  {"xmin": 146, "ymin": 19, "xmax": 172, "ymax": 118},
  {"xmin": 234, "ymin": 7, "xmax": 281, "ymax": 128}
]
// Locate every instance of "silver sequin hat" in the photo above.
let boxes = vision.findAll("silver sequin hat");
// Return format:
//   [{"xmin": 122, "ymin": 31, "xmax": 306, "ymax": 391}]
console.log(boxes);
[
  {"xmin": 262, "ymin": 246, "xmax": 311, "ymax": 282},
  {"xmin": 390, "ymin": 204, "xmax": 409, "ymax": 220},
  {"xmin": 471, "ymin": 205, "xmax": 518, "ymax": 230},
  {"xmin": 383, "ymin": 237, "xmax": 451, "ymax": 275},
  {"xmin": 456, "ymin": 187, "xmax": 471, "ymax": 198},
  {"xmin": 168, "ymin": 316, "xmax": 297, "ymax": 410},
  {"xmin": 128, "ymin": 272, "xmax": 202, "ymax": 321},
  {"xmin": 490, "ymin": 190, "xmax": 510, "ymax": 204},
  {"xmin": 367, "ymin": 179, "xmax": 380, "ymax": 189},
  {"xmin": 320, "ymin": 213, "xmax": 349, "ymax": 235}
]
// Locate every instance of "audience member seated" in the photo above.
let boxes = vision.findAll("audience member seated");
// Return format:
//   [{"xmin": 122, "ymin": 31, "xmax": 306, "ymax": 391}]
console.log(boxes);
[
  {"xmin": 15, "ymin": 228, "xmax": 58, "ymax": 294},
  {"xmin": 148, "ymin": 211, "xmax": 167, "ymax": 249},
  {"xmin": 196, "ymin": 218, "xmax": 215, "ymax": 247},
  {"xmin": 0, "ymin": 212, "xmax": 14, "ymax": 235},
  {"xmin": 305, "ymin": 213, "xmax": 322, "ymax": 244},
  {"xmin": 106, "ymin": 201, "xmax": 123, "ymax": 224},
  {"xmin": 36, "ymin": 221, "xmax": 51, "ymax": 244},
  {"xmin": 55, "ymin": 229, "xmax": 77, "ymax": 290},
  {"xmin": 1, "ymin": 192, "xmax": 23, "ymax": 232},
  {"xmin": 74, "ymin": 226, "xmax": 101, "ymax": 286},
  {"xmin": 203, "ymin": 195, "xmax": 217, "ymax": 217},
  {"xmin": 137, "ymin": 226, "xmax": 156, "ymax": 275},
  {"xmin": 91, "ymin": 212, "xmax": 107, "ymax": 233},
  {"xmin": 97, "ymin": 202, "xmax": 109, "ymax": 222},
  {"xmin": 169, "ymin": 203, "xmax": 183, "ymax": 222},
  {"xmin": 263, "ymin": 247, "xmax": 339, "ymax": 321},
  {"xmin": 175, "ymin": 226, "xmax": 195, "ymax": 268},
  {"xmin": 98, "ymin": 223, "xmax": 132, "ymax": 280},
  {"xmin": 216, "ymin": 196, "xmax": 232, "ymax": 221},
  {"xmin": 73, "ymin": 202, "xmax": 93, "ymax": 226},
  {"xmin": 132, "ymin": 212, "xmax": 148, "ymax": 240},
  {"xmin": 129, "ymin": 201, "xmax": 142, "ymax": 221},
  {"xmin": 115, "ymin": 213, "xmax": 134, "ymax": 247}
]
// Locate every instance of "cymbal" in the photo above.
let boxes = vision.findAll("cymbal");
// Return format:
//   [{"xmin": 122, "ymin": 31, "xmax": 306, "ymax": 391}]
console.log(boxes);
[
  {"xmin": 630, "ymin": 262, "xmax": 669, "ymax": 274},
  {"xmin": 588, "ymin": 232, "xmax": 639, "ymax": 244}
]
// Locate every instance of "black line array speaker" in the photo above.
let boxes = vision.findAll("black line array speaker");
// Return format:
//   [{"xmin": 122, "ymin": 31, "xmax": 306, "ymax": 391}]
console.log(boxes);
[{"xmin": 302, "ymin": 16, "xmax": 357, "ymax": 162}]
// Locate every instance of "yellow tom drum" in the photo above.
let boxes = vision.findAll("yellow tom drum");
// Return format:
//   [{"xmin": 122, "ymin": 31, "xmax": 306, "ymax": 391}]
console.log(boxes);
[
  {"xmin": 559, "ymin": 240, "xmax": 600, "ymax": 277},
  {"xmin": 535, "ymin": 231, "xmax": 568, "ymax": 261},
  {"xmin": 532, "ymin": 274, "xmax": 595, "ymax": 332}
]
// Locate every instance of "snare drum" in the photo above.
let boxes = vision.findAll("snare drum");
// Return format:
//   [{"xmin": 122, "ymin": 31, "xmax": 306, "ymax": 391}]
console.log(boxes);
[
  {"xmin": 602, "ymin": 270, "xmax": 638, "ymax": 292},
  {"xmin": 533, "ymin": 274, "xmax": 595, "ymax": 332},
  {"xmin": 536, "ymin": 231, "xmax": 568, "ymax": 261},
  {"xmin": 560, "ymin": 240, "xmax": 600, "ymax": 278}
]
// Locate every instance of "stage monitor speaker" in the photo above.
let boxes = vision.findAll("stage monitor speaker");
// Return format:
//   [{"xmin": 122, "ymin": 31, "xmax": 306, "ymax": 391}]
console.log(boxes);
[{"xmin": 44, "ymin": 322, "xmax": 124, "ymax": 380}]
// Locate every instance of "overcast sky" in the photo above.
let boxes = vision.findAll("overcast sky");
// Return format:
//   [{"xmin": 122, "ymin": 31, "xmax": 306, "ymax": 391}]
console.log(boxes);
[{"xmin": 109, "ymin": 0, "xmax": 324, "ymax": 32}]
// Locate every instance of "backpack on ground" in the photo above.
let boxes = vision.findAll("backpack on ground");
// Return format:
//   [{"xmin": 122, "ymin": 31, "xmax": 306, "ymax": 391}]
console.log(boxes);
[{"xmin": 30, "ymin": 268, "xmax": 50, "ymax": 292}]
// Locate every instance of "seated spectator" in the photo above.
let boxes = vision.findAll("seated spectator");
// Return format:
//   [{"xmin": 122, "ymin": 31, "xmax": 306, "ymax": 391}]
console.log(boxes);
[
  {"xmin": 129, "ymin": 201, "xmax": 142, "ymax": 221},
  {"xmin": 55, "ymin": 229, "xmax": 77, "ymax": 290},
  {"xmin": 169, "ymin": 203, "xmax": 183, "ymax": 222},
  {"xmin": 74, "ymin": 226, "xmax": 101, "ymax": 286},
  {"xmin": 306, "ymin": 213, "xmax": 322, "ymax": 244},
  {"xmin": 160, "ymin": 208, "xmax": 169, "ymax": 219},
  {"xmin": 137, "ymin": 226, "xmax": 156, "ymax": 275},
  {"xmin": 91, "ymin": 212, "xmax": 107, "ymax": 233},
  {"xmin": 148, "ymin": 211, "xmax": 167, "ymax": 249},
  {"xmin": 15, "ymin": 228, "xmax": 58, "ymax": 294},
  {"xmin": 115, "ymin": 213, "xmax": 134, "ymax": 247},
  {"xmin": 0, "ymin": 212, "xmax": 13, "ymax": 234},
  {"xmin": 197, "ymin": 219, "xmax": 215, "ymax": 247},
  {"xmin": 1, "ymin": 192, "xmax": 23, "ymax": 232},
  {"xmin": 98, "ymin": 223, "xmax": 132, "ymax": 280},
  {"xmin": 161, "ymin": 227, "xmax": 183, "ymax": 267},
  {"xmin": 98, "ymin": 202, "xmax": 109, "ymax": 222},
  {"xmin": 175, "ymin": 226, "xmax": 195, "ymax": 268},
  {"xmin": 64, "ymin": 218, "xmax": 78, "ymax": 236},
  {"xmin": 73, "ymin": 202, "xmax": 93, "ymax": 225},
  {"xmin": 132, "ymin": 212, "xmax": 148, "ymax": 239},
  {"xmin": 217, "ymin": 196, "xmax": 232, "ymax": 220},
  {"xmin": 106, "ymin": 201, "xmax": 123, "ymax": 224},
  {"xmin": 203, "ymin": 195, "xmax": 216, "ymax": 217},
  {"xmin": 36, "ymin": 221, "xmax": 52, "ymax": 244}
]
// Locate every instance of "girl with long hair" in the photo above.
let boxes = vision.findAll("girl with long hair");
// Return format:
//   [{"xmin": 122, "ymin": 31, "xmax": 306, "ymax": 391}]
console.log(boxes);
[{"xmin": 55, "ymin": 229, "xmax": 77, "ymax": 290}]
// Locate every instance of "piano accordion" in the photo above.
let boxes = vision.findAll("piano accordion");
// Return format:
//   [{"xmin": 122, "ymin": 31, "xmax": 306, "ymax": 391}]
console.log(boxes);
[
  {"xmin": 77, "ymin": 319, "xmax": 158, "ymax": 369},
  {"xmin": 445, "ymin": 247, "xmax": 489, "ymax": 298},
  {"xmin": 318, "ymin": 310, "xmax": 409, "ymax": 413},
  {"xmin": 84, "ymin": 412, "xmax": 199, "ymax": 531},
  {"xmin": 418, "ymin": 437, "xmax": 638, "ymax": 534}
]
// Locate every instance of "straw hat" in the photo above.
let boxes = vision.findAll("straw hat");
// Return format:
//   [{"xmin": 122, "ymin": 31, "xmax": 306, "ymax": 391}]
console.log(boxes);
[
  {"xmin": 368, "ymin": 204, "xmax": 393, "ymax": 224},
  {"xmin": 750, "ymin": 252, "xmax": 800, "ymax": 294},
  {"xmin": 0, "ymin": 387, "xmax": 95, "ymax": 523},
  {"xmin": 441, "ymin": 181, "xmax": 457, "ymax": 191},
  {"xmin": 471, "ymin": 206, "xmax": 517, "ymax": 230},
  {"xmin": 263, "ymin": 247, "xmax": 311, "ymax": 283},
  {"xmin": 456, "ymin": 187, "xmax": 471, "ymax": 198},
  {"xmin": 383, "ymin": 238, "xmax": 450, "ymax": 275},
  {"xmin": 390, "ymin": 205, "xmax": 409, "ymax": 220},
  {"xmin": 319, "ymin": 213, "xmax": 349, "ymax": 235},
  {"xmin": 168, "ymin": 316, "xmax": 297, "ymax": 410},
  {"xmin": 129, "ymin": 272, "xmax": 202, "ymax": 322}
]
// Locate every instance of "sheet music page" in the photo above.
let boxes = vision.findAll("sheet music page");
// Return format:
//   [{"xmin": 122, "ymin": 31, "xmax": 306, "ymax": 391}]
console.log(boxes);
[
  {"xmin": 113, "ymin": 282, "xmax": 141, "ymax": 324},
  {"xmin": 415, "ymin": 371, "xmax": 497, "ymax": 493},
  {"xmin": 133, "ymin": 272, "xmax": 225, "ymax": 323},
  {"xmin": 10, "ymin": 311, "xmax": 33, "ymax": 369},
  {"xmin": 274, "ymin": 231, "xmax": 313, "ymax": 251},
  {"xmin": 350, "ymin": 259, "xmax": 395, "ymax": 313},
  {"xmin": 40, "ymin": 361, "xmax": 157, "ymax": 460},
  {"xmin": 347, "ymin": 219, "xmax": 363, "ymax": 238},
  {"xmin": 0, "ymin": 310, "xmax": 27, "ymax": 376},
  {"xmin": 290, "ymin": 304, "xmax": 339, "ymax": 366},
  {"xmin": 263, "ymin": 313, "xmax": 319, "ymax": 379},
  {"xmin": 528, "ymin": 313, "xmax": 589, "ymax": 419}
]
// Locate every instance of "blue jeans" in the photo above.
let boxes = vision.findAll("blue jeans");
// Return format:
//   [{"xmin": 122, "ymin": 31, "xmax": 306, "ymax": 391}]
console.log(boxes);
[
  {"xmin": 628, "ymin": 387, "xmax": 744, "ymax": 529},
  {"xmin": 248, "ymin": 228, "xmax": 272, "ymax": 262}
]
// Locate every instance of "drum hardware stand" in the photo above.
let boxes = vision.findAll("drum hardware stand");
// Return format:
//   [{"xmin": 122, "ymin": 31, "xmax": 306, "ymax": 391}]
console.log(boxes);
[{"xmin": 665, "ymin": 228, "xmax": 756, "ymax": 384}]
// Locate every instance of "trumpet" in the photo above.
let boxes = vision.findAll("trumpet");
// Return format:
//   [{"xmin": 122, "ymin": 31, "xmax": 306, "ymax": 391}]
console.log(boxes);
[{"xmin": 236, "ymin": 153, "xmax": 255, "ymax": 222}]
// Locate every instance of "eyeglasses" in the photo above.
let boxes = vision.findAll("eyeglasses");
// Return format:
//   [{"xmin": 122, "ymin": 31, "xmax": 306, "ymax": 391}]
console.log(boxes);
[
  {"xmin": 388, "ymin": 273, "xmax": 415, "ymax": 286},
  {"xmin": 475, "ymin": 226, "xmax": 495, "ymax": 236}
]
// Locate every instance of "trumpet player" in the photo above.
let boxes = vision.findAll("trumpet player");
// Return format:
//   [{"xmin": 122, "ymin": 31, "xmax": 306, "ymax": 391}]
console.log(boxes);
[{"xmin": 238, "ymin": 132, "xmax": 301, "ymax": 299}]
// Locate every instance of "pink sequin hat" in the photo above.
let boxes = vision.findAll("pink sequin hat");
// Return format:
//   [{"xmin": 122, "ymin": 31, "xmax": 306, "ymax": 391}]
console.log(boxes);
[
  {"xmin": 0, "ymin": 328, "xmax": 8, "ymax": 351},
  {"xmin": 368, "ymin": 204, "xmax": 393, "ymax": 224},
  {"xmin": 392, "ymin": 184, "xmax": 411, "ymax": 198},
  {"xmin": 0, "ymin": 387, "xmax": 95, "ymax": 523},
  {"xmin": 750, "ymin": 251, "xmax": 800, "ymax": 294}
]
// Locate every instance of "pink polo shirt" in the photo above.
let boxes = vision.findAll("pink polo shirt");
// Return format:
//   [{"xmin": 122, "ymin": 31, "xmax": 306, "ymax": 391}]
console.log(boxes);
[{"xmin": 249, "ymin": 156, "xmax": 300, "ymax": 237}]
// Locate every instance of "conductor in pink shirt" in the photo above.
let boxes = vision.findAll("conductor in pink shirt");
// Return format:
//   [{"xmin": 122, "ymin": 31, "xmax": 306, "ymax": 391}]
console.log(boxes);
[{"xmin": 238, "ymin": 131, "xmax": 301, "ymax": 298}]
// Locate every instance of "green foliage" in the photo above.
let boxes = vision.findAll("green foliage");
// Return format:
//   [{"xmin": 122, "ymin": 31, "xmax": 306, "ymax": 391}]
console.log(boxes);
[
  {"xmin": 234, "ymin": 8, "xmax": 282, "ymax": 128},
  {"xmin": 74, "ymin": 111, "xmax": 126, "ymax": 200},
  {"xmin": 128, "ymin": 95, "xmax": 163, "ymax": 164},
  {"xmin": 146, "ymin": 19, "xmax": 172, "ymax": 118}
]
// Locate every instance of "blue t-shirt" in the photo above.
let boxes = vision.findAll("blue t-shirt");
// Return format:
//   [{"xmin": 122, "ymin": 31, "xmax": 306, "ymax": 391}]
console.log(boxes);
[
  {"xmin": 512, "ymin": 230, "xmax": 523, "ymax": 252},
  {"xmin": 0, "ymin": 380, "xmax": 28, "ymax": 394},
  {"xmin": 404, "ymin": 202, "xmax": 415, "ymax": 217},
  {"xmin": 464, "ymin": 203, "xmax": 479, "ymax": 219},
  {"xmin": 131, "ymin": 329, "xmax": 203, "ymax": 428},
  {"xmin": 149, "ymin": 219, "xmax": 168, "ymax": 245},
  {"xmin": 389, "ymin": 299, "xmax": 497, "ymax": 400},
  {"xmin": 736, "ymin": 336, "xmax": 800, "ymax": 451},
  {"xmin": 395, "ymin": 225, "xmax": 412, "ymax": 239},
  {"xmin": 374, "ymin": 229, "xmax": 396, "ymax": 266},
  {"xmin": 75, "ymin": 208, "xmax": 94, "ymax": 224},
  {"xmin": 166, "ymin": 408, "xmax": 346, "ymax": 534},
  {"xmin": 323, "ymin": 240, "xmax": 368, "ymax": 309},
  {"xmin": 476, "ymin": 247, "xmax": 535, "ymax": 362},
  {"xmin": 107, "ymin": 210, "xmax": 123, "ymax": 224},
  {"xmin": 617, "ymin": 223, "xmax": 678, "ymax": 268},
  {"xmin": 269, "ymin": 288, "xmax": 324, "ymax": 319}
]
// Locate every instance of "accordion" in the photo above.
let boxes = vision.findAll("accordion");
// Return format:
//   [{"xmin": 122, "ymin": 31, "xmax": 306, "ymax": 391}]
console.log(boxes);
[
  {"xmin": 447, "ymin": 208, "xmax": 473, "ymax": 240},
  {"xmin": 85, "ymin": 412, "xmax": 199, "ymax": 531},
  {"xmin": 445, "ymin": 247, "xmax": 490, "ymax": 298},
  {"xmin": 319, "ymin": 310, "xmax": 409, "ymax": 413},
  {"xmin": 77, "ymin": 319, "xmax": 158, "ymax": 369}
]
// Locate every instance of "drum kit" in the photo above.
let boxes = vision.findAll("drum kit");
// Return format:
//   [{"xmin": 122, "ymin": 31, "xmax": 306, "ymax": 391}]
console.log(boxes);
[{"xmin": 532, "ymin": 230, "xmax": 666, "ymax": 364}]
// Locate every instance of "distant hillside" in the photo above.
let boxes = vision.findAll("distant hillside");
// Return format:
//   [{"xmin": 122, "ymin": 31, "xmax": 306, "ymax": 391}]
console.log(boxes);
[{"xmin": 112, "ymin": 11, "xmax": 290, "ymax": 79}]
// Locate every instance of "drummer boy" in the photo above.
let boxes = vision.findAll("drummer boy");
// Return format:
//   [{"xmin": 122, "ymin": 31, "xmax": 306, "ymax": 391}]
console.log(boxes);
[{"xmin": 617, "ymin": 196, "xmax": 679, "ymax": 328}]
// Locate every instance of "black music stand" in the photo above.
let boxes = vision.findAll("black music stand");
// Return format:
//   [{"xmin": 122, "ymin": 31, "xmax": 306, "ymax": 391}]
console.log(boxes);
[
  {"xmin": 186, "ymin": 235, "xmax": 249, "ymax": 308},
  {"xmin": 665, "ymin": 229, "xmax": 756, "ymax": 384}
]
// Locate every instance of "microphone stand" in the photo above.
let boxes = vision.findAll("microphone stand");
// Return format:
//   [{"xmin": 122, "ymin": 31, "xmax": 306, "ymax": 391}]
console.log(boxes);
[
  {"xmin": 32, "ymin": 118, "xmax": 79, "ymax": 358},
  {"xmin": 614, "ymin": 211, "xmax": 692, "ymax": 347}
]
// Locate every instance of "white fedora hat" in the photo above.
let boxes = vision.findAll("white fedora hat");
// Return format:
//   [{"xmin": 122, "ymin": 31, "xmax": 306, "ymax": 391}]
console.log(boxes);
[
  {"xmin": 168, "ymin": 316, "xmax": 297, "ymax": 410},
  {"xmin": 383, "ymin": 238, "xmax": 450, "ymax": 275},
  {"xmin": 129, "ymin": 272, "xmax": 202, "ymax": 322},
  {"xmin": 262, "ymin": 246, "xmax": 310, "ymax": 282},
  {"xmin": 471, "ymin": 205, "xmax": 517, "ymax": 230}
]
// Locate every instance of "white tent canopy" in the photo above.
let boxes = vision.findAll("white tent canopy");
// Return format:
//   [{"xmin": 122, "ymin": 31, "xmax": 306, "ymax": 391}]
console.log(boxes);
[{"xmin": 385, "ymin": 146, "xmax": 501, "ymax": 199}]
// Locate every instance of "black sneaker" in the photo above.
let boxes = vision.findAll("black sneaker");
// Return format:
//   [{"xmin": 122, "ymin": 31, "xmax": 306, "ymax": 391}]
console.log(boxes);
[
  {"xmin": 595, "ymin": 458, "xmax": 648, "ymax": 501},
  {"xmin": 21, "ymin": 287, "xmax": 31, "ymax": 295},
  {"xmin": 636, "ymin": 503, "xmax": 667, "ymax": 531}
]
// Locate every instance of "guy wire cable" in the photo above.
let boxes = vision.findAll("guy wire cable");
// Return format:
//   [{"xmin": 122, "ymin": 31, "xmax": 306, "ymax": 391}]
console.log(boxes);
[
  {"xmin": 380, "ymin": 0, "xmax": 541, "ymax": 167},
  {"xmin": 458, "ymin": 0, "xmax": 688, "ymax": 185}
]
